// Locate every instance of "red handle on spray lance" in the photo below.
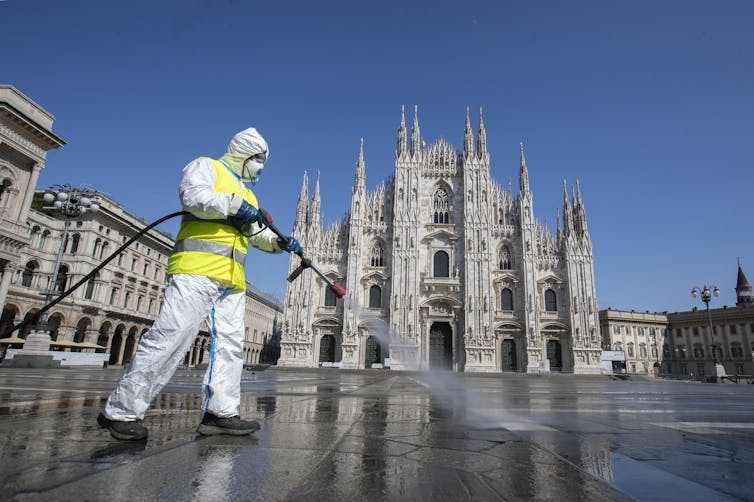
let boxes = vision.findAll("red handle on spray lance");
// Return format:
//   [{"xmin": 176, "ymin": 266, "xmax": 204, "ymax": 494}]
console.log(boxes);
[{"xmin": 258, "ymin": 209, "xmax": 346, "ymax": 299}]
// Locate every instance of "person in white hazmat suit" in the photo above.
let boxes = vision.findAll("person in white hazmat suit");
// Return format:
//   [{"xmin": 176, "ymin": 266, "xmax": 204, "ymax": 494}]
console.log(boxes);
[{"xmin": 98, "ymin": 128, "xmax": 302, "ymax": 440}]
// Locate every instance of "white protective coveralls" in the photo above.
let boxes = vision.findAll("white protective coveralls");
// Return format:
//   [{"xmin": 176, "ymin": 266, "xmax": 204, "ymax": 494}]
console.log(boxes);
[{"xmin": 103, "ymin": 128, "xmax": 281, "ymax": 421}]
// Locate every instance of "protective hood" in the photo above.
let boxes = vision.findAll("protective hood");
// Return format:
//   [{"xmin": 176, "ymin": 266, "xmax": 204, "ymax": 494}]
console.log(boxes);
[{"xmin": 219, "ymin": 128, "xmax": 269, "ymax": 182}]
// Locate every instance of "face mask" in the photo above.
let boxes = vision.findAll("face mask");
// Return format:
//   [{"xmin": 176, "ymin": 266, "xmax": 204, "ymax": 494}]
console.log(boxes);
[{"xmin": 242, "ymin": 158, "xmax": 265, "ymax": 185}]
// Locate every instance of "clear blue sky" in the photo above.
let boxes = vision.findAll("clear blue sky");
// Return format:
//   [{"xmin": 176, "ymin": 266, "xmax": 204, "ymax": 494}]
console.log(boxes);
[{"xmin": 2, "ymin": 0, "xmax": 752, "ymax": 313}]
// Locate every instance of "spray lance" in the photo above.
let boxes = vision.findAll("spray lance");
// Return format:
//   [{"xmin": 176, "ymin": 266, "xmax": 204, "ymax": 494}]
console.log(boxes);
[
  {"xmin": 6, "ymin": 207, "xmax": 345, "ymax": 336},
  {"xmin": 257, "ymin": 209, "xmax": 346, "ymax": 298}
]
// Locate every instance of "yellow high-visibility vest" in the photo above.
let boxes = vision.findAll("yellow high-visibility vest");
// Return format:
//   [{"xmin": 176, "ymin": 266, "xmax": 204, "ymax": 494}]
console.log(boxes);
[{"xmin": 167, "ymin": 158, "xmax": 258, "ymax": 291}]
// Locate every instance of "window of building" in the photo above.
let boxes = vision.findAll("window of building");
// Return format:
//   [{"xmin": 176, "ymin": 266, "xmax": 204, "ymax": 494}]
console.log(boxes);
[
  {"xmin": 639, "ymin": 344, "xmax": 647, "ymax": 358},
  {"xmin": 501, "ymin": 288, "xmax": 513, "ymax": 311},
  {"xmin": 433, "ymin": 251, "xmax": 449, "ymax": 278},
  {"xmin": 369, "ymin": 285, "xmax": 382, "ymax": 309},
  {"xmin": 697, "ymin": 364, "xmax": 705, "ymax": 377},
  {"xmin": 736, "ymin": 363, "xmax": 745, "ymax": 375},
  {"xmin": 614, "ymin": 342, "xmax": 623, "ymax": 351},
  {"xmin": 651, "ymin": 345, "xmax": 658, "ymax": 357},
  {"xmin": 54, "ymin": 265, "xmax": 68, "ymax": 293},
  {"xmin": 731, "ymin": 343, "xmax": 744, "ymax": 358},
  {"xmin": 137, "ymin": 295, "xmax": 143, "ymax": 312},
  {"xmin": 38, "ymin": 230, "xmax": 50, "ymax": 251},
  {"xmin": 692, "ymin": 327, "xmax": 699, "ymax": 336},
  {"xmin": 21, "ymin": 261, "xmax": 37, "ymax": 288},
  {"xmin": 0, "ymin": 178, "xmax": 12, "ymax": 205},
  {"xmin": 544, "ymin": 289, "xmax": 557, "ymax": 312},
  {"xmin": 123, "ymin": 291, "xmax": 131, "ymax": 308},
  {"xmin": 85, "ymin": 275, "xmax": 96, "ymax": 300},
  {"xmin": 627, "ymin": 343, "xmax": 634, "ymax": 357},
  {"xmin": 70, "ymin": 234, "xmax": 80, "ymax": 254},
  {"xmin": 143, "ymin": 263, "xmax": 149, "ymax": 276},
  {"xmin": 693, "ymin": 344, "xmax": 704, "ymax": 358},
  {"xmin": 324, "ymin": 287, "xmax": 337, "ymax": 307},
  {"xmin": 131, "ymin": 258, "xmax": 138, "ymax": 272},
  {"xmin": 118, "ymin": 253, "xmax": 124, "ymax": 267},
  {"xmin": 433, "ymin": 187, "xmax": 450, "ymax": 223},
  {"xmin": 730, "ymin": 324, "xmax": 737, "ymax": 335},
  {"xmin": 29, "ymin": 226, "xmax": 41, "ymax": 247},
  {"xmin": 148, "ymin": 298, "xmax": 154, "ymax": 314},
  {"xmin": 110, "ymin": 288, "xmax": 118, "ymax": 305},
  {"xmin": 370, "ymin": 242, "xmax": 384, "ymax": 267},
  {"xmin": 675, "ymin": 329, "xmax": 682, "ymax": 338},
  {"xmin": 677, "ymin": 345, "xmax": 687, "ymax": 359},
  {"xmin": 638, "ymin": 327, "xmax": 645, "ymax": 336},
  {"xmin": 498, "ymin": 245, "xmax": 512, "ymax": 270},
  {"xmin": 613, "ymin": 325, "xmax": 619, "ymax": 335}
]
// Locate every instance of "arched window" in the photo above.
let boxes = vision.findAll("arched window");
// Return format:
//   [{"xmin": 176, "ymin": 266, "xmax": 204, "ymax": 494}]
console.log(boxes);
[
  {"xmin": 93, "ymin": 238, "xmax": 101, "ymax": 258},
  {"xmin": 85, "ymin": 273, "xmax": 97, "ymax": 300},
  {"xmin": 55, "ymin": 265, "xmax": 68, "ymax": 293},
  {"xmin": 69, "ymin": 234, "xmax": 80, "ymax": 254},
  {"xmin": 100, "ymin": 242, "xmax": 109, "ymax": 260},
  {"xmin": 369, "ymin": 285, "xmax": 382, "ymax": 309},
  {"xmin": 370, "ymin": 241, "xmax": 384, "ymax": 267},
  {"xmin": 501, "ymin": 288, "xmax": 513, "ymax": 311},
  {"xmin": 627, "ymin": 342, "xmax": 635, "ymax": 357},
  {"xmin": 499, "ymin": 245, "xmax": 512, "ymax": 270},
  {"xmin": 433, "ymin": 251, "xmax": 449, "ymax": 278},
  {"xmin": 544, "ymin": 289, "xmax": 557, "ymax": 312},
  {"xmin": 30, "ymin": 226, "xmax": 41, "ymax": 247},
  {"xmin": 324, "ymin": 286, "xmax": 337, "ymax": 307},
  {"xmin": 38, "ymin": 230, "xmax": 50, "ymax": 251},
  {"xmin": 433, "ymin": 188, "xmax": 450, "ymax": 224},
  {"xmin": 21, "ymin": 261, "xmax": 37, "ymax": 288},
  {"xmin": 0, "ymin": 178, "xmax": 12, "ymax": 206}
]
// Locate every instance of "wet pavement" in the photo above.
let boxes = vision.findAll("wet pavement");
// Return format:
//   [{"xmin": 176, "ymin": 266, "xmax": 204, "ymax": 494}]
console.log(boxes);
[{"xmin": 0, "ymin": 368, "xmax": 752, "ymax": 501}]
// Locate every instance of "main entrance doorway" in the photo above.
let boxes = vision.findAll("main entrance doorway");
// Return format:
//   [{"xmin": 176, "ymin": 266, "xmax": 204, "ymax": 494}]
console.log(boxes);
[
  {"xmin": 429, "ymin": 322, "xmax": 452, "ymax": 370},
  {"xmin": 501, "ymin": 339, "xmax": 517, "ymax": 371},
  {"xmin": 319, "ymin": 335, "xmax": 336, "ymax": 363},
  {"xmin": 546, "ymin": 339, "xmax": 562, "ymax": 371}
]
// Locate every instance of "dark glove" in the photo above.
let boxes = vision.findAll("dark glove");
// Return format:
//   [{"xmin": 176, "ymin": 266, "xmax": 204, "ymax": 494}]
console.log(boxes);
[
  {"xmin": 236, "ymin": 200, "xmax": 261, "ymax": 224},
  {"xmin": 277, "ymin": 236, "xmax": 303, "ymax": 255}
]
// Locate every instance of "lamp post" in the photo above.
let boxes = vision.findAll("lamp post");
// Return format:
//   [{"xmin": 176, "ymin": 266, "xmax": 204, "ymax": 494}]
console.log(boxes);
[
  {"xmin": 691, "ymin": 285, "xmax": 726, "ymax": 380},
  {"xmin": 34, "ymin": 185, "xmax": 100, "ymax": 333}
]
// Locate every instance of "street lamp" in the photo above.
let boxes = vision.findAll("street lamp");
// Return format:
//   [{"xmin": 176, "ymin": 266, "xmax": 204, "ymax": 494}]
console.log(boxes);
[
  {"xmin": 691, "ymin": 285, "xmax": 725, "ymax": 380},
  {"xmin": 35, "ymin": 184, "xmax": 100, "ymax": 332}
]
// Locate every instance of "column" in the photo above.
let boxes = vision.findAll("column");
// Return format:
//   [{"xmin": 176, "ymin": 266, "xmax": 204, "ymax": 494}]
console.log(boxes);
[
  {"xmin": 17, "ymin": 163, "xmax": 42, "ymax": 224},
  {"xmin": 0, "ymin": 261, "xmax": 15, "ymax": 311}
]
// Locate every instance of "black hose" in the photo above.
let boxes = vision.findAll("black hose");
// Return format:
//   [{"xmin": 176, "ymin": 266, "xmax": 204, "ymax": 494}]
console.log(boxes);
[{"xmin": 6, "ymin": 210, "xmax": 189, "ymax": 336}]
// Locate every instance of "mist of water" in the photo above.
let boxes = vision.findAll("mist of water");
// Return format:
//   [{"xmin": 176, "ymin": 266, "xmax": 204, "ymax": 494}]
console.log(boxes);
[{"xmin": 343, "ymin": 294, "xmax": 503, "ymax": 429}]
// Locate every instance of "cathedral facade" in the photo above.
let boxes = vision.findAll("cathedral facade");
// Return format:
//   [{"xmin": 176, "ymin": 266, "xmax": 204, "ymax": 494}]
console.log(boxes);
[{"xmin": 278, "ymin": 106, "xmax": 602, "ymax": 373}]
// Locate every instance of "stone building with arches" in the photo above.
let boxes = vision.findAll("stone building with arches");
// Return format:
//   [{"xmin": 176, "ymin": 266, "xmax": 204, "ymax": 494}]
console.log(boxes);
[{"xmin": 279, "ymin": 106, "xmax": 602, "ymax": 373}]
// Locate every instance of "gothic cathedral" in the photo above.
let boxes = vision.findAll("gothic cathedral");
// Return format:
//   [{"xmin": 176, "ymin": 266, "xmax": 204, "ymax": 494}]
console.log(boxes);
[{"xmin": 278, "ymin": 106, "xmax": 602, "ymax": 373}]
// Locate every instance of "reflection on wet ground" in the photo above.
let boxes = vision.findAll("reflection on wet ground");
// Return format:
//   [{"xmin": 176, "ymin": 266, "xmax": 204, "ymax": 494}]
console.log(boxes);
[{"xmin": 0, "ymin": 368, "xmax": 752, "ymax": 500}]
